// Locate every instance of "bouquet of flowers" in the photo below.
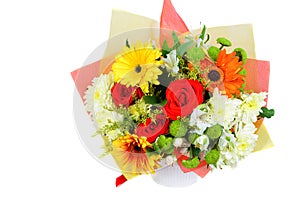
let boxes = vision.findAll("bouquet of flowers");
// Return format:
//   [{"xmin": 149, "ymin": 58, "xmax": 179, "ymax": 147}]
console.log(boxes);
[{"xmin": 72, "ymin": 0, "xmax": 274, "ymax": 187}]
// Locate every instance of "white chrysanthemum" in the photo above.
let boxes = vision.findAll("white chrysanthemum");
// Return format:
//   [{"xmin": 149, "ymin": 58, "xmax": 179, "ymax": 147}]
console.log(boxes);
[
  {"xmin": 215, "ymin": 123, "xmax": 258, "ymax": 169},
  {"xmin": 84, "ymin": 72, "xmax": 124, "ymax": 140},
  {"xmin": 162, "ymin": 50, "xmax": 179, "ymax": 75},
  {"xmin": 209, "ymin": 88, "xmax": 242, "ymax": 130},
  {"xmin": 240, "ymin": 92, "xmax": 267, "ymax": 123},
  {"xmin": 235, "ymin": 123, "xmax": 258, "ymax": 158},
  {"xmin": 84, "ymin": 73, "xmax": 115, "ymax": 117},
  {"xmin": 225, "ymin": 99, "xmax": 243, "ymax": 129},
  {"xmin": 92, "ymin": 72, "xmax": 114, "ymax": 113},
  {"xmin": 84, "ymin": 77, "xmax": 99, "ymax": 118},
  {"xmin": 214, "ymin": 131, "xmax": 239, "ymax": 169},
  {"xmin": 193, "ymin": 135, "xmax": 209, "ymax": 151},
  {"xmin": 189, "ymin": 105, "xmax": 214, "ymax": 135},
  {"xmin": 202, "ymin": 90, "xmax": 266, "ymax": 169}
]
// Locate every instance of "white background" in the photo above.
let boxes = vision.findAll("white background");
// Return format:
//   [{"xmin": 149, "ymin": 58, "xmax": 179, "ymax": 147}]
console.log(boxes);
[{"xmin": 0, "ymin": 0, "xmax": 299, "ymax": 199}]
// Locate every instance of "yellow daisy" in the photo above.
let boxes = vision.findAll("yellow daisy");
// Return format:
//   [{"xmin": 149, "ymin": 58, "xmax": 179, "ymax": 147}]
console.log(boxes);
[{"xmin": 112, "ymin": 41, "xmax": 163, "ymax": 92}]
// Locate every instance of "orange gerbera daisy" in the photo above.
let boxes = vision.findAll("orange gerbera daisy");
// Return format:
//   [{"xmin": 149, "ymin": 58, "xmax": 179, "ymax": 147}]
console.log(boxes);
[
  {"xmin": 112, "ymin": 133, "xmax": 160, "ymax": 179},
  {"xmin": 216, "ymin": 49, "xmax": 245, "ymax": 97}
]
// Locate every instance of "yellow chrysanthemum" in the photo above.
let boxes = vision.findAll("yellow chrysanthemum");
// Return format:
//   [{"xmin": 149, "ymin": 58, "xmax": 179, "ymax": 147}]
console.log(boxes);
[
  {"xmin": 112, "ymin": 41, "xmax": 163, "ymax": 92},
  {"xmin": 112, "ymin": 133, "xmax": 160, "ymax": 179}
]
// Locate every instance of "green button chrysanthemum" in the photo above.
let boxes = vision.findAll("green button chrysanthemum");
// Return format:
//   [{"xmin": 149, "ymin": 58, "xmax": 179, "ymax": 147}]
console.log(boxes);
[
  {"xmin": 169, "ymin": 120, "xmax": 188, "ymax": 138},
  {"xmin": 205, "ymin": 149, "xmax": 220, "ymax": 165},
  {"xmin": 217, "ymin": 37, "xmax": 232, "ymax": 47}
]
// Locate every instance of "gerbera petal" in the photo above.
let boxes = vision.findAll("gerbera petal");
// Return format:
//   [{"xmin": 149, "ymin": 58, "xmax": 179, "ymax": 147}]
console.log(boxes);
[
  {"xmin": 112, "ymin": 133, "xmax": 160, "ymax": 177},
  {"xmin": 215, "ymin": 49, "xmax": 245, "ymax": 97},
  {"xmin": 112, "ymin": 41, "xmax": 163, "ymax": 88}
]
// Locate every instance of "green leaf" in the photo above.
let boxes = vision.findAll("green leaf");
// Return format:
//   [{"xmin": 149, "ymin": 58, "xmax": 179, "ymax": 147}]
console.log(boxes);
[
  {"xmin": 188, "ymin": 132, "xmax": 200, "ymax": 143},
  {"xmin": 158, "ymin": 99, "xmax": 167, "ymax": 106},
  {"xmin": 186, "ymin": 47, "xmax": 205, "ymax": 64},
  {"xmin": 143, "ymin": 96, "xmax": 158, "ymax": 104},
  {"xmin": 172, "ymin": 31, "xmax": 180, "ymax": 44},
  {"xmin": 190, "ymin": 145, "xmax": 201, "ymax": 157},
  {"xmin": 259, "ymin": 107, "xmax": 275, "ymax": 118},
  {"xmin": 164, "ymin": 148, "xmax": 174, "ymax": 154},
  {"xmin": 204, "ymin": 34, "xmax": 210, "ymax": 44},
  {"xmin": 182, "ymin": 157, "xmax": 200, "ymax": 169},
  {"xmin": 239, "ymin": 68, "xmax": 247, "ymax": 76},
  {"xmin": 146, "ymin": 146, "xmax": 160, "ymax": 156},
  {"xmin": 176, "ymin": 40, "xmax": 194, "ymax": 56},
  {"xmin": 172, "ymin": 31, "xmax": 180, "ymax": 49},
  {"xmin": 153, "ymin": 143, "xmax": 160, "ymax": 152},
  {"xmin": 126, "ymin": 39, "xmax": 130, "ymax": 48},
  {"xmin": 162, "ymin": 39, "xmax": 171, "ymax": 56},
  {"xmin": 239, "ymin": 82, "xmax": 246, "ymax": 92},
  {"xmin": 199, "ymin": 25, "xmax": 206, "ymax": 40}
]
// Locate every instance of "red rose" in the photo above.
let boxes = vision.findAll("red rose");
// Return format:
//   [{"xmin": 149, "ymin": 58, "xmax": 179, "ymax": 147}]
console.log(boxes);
[
  {"xmin": 134, "ymin": 87, "xmax": 144, "ymax": 99},
  {"xmin": 111, "ymin": 83, "xmax": 144, "ymax": 108},
  {"xmin": 136, "ymin": 113, "xmax": 169, "ymax": 143},
  {"xmin": 164, "ymin": 79, "xmax": 204, "ymax": 120}
]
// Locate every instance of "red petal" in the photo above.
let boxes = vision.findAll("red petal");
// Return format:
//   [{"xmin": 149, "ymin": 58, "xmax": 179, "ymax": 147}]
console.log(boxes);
[{"xmin": 116, "ymin": 174, "xmax": 127, "ymax": 187}]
